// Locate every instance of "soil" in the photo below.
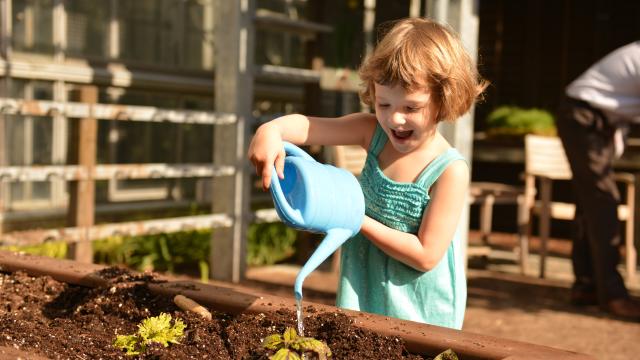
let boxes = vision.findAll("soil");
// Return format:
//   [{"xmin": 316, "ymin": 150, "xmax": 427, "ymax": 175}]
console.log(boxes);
[{"xmin": 0, "ymin": 268, "xmax": 429, "ymax": 360}]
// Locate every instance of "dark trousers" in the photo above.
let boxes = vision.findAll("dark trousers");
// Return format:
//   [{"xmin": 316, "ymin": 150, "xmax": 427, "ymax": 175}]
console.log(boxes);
[{"xmin": 556, "ymin": 97, "xmax": 628, "ymax": 306}]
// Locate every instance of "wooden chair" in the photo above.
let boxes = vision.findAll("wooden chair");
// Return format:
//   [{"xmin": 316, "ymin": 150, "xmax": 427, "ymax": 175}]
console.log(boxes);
[
  {"xmin": 521, "ymin": 134, "xmax": 637, "ymax": 283},
  {"xmin": 329, "ymin": 145, "xmax": 368, "ymax": 176}
]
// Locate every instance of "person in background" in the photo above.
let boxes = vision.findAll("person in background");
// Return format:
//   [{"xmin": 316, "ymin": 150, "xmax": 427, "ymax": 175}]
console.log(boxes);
[
  {"xmin": 558, "ymin": 41, "xmax": 640, "ymax": 321},
  {"xmin": 248, "ymin": 18, "xmax": 487, "ymax": 329}
]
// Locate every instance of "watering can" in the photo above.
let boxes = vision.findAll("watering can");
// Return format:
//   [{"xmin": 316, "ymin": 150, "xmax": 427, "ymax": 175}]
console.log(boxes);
[{"xmin": 270, "ymin": 142, "xmax": 365, "ymax": 300}]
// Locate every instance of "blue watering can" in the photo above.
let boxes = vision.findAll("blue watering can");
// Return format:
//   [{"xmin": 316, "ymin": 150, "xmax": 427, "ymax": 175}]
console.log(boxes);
[{"xmin": 270, "ymin": 142, "xmax": 365, "ymax": 300}]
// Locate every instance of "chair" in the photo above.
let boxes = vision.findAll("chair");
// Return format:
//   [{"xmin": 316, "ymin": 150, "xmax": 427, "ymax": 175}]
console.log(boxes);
[
  {"xmin": 468, "ymin": 182, "xmax": 526, "ymax": 262},
  {"xmin": 520, "ymin": 134, "xmax": 636, "ymax": 283},
  {"xmin": 329, "ymin": 145, "xmax": 368, "ymax": 176}
]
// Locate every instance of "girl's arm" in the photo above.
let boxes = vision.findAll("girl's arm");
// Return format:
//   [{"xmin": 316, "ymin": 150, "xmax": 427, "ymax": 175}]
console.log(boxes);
[
  {"xmin": 359, "ymin": 160, "xmax": 469, "ymax": 272},
  {"xmin": 248, "ymin": 113, "xmax": 376, "ymax": 190}
]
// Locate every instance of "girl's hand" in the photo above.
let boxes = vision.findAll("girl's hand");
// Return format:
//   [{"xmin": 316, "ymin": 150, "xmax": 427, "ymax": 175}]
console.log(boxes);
[{"xmin": 248, "ymin": 123, "xmax": 286, "ymax": 191}]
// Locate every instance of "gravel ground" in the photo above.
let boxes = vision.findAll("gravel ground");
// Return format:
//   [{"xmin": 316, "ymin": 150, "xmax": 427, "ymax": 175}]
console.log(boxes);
[{"xmin": 463, "ymin": 269, "xmax": 640, "ymax": 360}]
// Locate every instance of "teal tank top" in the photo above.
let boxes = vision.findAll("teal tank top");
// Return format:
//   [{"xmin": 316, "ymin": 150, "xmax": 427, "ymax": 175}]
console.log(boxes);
[{"xmin": 336, "ymin": 124, "xmax": 467, "ymax": 329}]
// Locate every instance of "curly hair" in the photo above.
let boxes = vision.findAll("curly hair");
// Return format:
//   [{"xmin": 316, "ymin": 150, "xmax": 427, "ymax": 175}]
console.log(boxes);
[{"xmin": 359, "ymin": 18, "xmax": 488, "ymax": 122}]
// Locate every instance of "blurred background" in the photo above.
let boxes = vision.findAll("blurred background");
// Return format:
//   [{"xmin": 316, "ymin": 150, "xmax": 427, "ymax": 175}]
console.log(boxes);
[{"xmin": 0, "ymin": 0, "xmax": 639, "ymax": 284}]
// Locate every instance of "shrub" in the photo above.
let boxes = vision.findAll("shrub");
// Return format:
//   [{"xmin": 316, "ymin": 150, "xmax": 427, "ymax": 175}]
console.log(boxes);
[
  {"xmin": 4, "ymin": 222, "xmax": 297, "ymax": 280},
  {"xmin": 486, "ymin": 106, "xmax": 556, "ymax": 137}
]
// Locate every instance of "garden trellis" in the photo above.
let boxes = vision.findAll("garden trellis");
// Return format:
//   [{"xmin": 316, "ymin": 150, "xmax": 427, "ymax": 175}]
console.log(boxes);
[{"xmin": 0, "ymin": 93, "xmax": 279, "ymax": 275}]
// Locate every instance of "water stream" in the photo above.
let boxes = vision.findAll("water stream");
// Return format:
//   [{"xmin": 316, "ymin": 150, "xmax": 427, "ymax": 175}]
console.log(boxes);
[{"xmin": 295, "ymin": 296, "xmax": 305, "ymax": 337}]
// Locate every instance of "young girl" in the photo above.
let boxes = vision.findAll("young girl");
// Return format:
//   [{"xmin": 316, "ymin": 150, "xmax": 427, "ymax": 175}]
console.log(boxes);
[{"xmin": 248, "ymin": 17, "xmax": 486, "ymax": 329}]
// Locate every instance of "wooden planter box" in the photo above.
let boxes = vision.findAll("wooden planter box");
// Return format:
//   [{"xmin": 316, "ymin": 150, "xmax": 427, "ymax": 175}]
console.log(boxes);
[{"xmin": 0, "ymin": 251, "xmax": 593, "ymax": 359}]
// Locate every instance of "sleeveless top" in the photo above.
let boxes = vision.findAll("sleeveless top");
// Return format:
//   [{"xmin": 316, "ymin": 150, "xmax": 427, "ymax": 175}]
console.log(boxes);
[{"xmin": 336, "ymin": 124, "xmax": 467, "ymax": 329}]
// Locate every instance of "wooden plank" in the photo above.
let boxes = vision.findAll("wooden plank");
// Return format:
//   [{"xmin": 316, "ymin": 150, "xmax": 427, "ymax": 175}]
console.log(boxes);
[
  {"xmin": 212, "ymin": 0, "xmax": 255, "ymax": 283},
  {"xmin": 0, "ymin": 214, "xmax": 232, "ymax": 246},
  {"xmin": 0, "ymin": 98, "xmax": 236, "ymax": 124},
  {"xmin": 66, "ymin": 86, "xmax": 97, "ymax": 263},
  {"xmin": 427, "ymin": 0, "xmax": 479, "ymax": 270},
  {"xmin": 0, "ymin": 163, "xmax": 235, "ymax": 182}
]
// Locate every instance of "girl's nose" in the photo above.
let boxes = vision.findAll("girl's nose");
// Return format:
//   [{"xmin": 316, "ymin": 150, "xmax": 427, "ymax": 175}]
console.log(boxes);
[{"xmin": 390, "ymin": 111, "xmax": 406, "ymax": 125}]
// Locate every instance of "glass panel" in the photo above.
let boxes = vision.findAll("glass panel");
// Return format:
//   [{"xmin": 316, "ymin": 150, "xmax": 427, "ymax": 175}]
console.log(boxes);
[
  {"xmin": 5, "ymin": 80, "xmax": 54, "ymax": 206},
  {"xmin": 118, "ymin": 0, "xmax": 180, "ymax": 66},
  {"xmin": 31, "ymin": 117, "xmax": 53, "ymax": 164},
  {"xmin": 66, "ymin": 0, "xmax": 109, "ymax": 58},
  {"xmin": 11, "ymin": 0, "xmax": 54, "ymax": 54},
  {"xmin": 31, "ymin": 181, "xmax": 51, "ymax": 199},
  {"xmin": 31, "ymin": 80, "xmax": 54, "ymax": 100},
  {"xmin": 9, "ymin": 183, "xmax": 25, "ymax": 202},
  {"xmin": 257, "ymin": 0, "xmax": 308, "ymax": 20},
  {"xmin": 6, "ymin": 114, "xmax": 25, "ymax": 165},
  {"xmin": 184, "ymin": 0, "xmax": 214, "ymax": 70},
  {"xmin": 255, "ymin": 30, "xmax": 307, "ymax": 68}
]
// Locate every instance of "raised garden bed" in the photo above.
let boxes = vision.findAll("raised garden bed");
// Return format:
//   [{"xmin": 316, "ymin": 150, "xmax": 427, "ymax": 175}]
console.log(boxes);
[{"xmin": 0, "ymin": 251, "xmax": 593, "ymax": 359}]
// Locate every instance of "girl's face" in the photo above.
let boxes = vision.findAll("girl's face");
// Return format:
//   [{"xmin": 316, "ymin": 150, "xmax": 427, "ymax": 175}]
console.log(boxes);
[{"xmin": 374, "ymin": 83, "xmax": 440, "ymax": 154}]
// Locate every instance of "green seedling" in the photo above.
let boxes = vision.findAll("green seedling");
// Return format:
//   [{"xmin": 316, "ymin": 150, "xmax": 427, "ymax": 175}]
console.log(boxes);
[
  {"xmin": 263, "ymin": 327, "xmax": 331, "ymax": 360},
  {"xmin": 114, "ymin": 313, "xmax": 186, "ymax": 356},
  {"xmin": 433, "ymin": 348, "xmax": 458, "ymax": 360}
]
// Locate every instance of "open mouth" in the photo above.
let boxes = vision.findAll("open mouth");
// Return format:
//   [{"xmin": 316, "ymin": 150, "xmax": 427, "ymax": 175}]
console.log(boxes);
[{"xmin": 391, "ymin": 129, "xmax": 413, "ymax": 140}]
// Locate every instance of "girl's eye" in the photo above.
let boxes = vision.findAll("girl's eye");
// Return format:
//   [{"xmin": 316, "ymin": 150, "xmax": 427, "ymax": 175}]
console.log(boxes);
[
  {"xmin": 406, "ymin": 107, "xmax": 420, "ymax": 113},
  {"xmin": 377, "ymin": 103, "xmax": 390, "ymax": 108}
]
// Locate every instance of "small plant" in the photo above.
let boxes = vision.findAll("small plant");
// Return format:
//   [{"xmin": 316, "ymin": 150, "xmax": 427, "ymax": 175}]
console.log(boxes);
[
  {"xmin": 433, "ymin": 348, "xmax": 459, "ymax": 360},
  {"xmin": 113, "ymin": 313, "xmax": 186, "ymax": 356},
  {"xmin": 263, "ymin": 327, "xmax": 331, "ymax": 360}
]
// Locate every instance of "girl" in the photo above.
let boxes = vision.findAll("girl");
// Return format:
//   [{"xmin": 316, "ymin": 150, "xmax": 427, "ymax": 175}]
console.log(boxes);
[{"xmin": 248, "ymin": 17, "xmax": 487, "ymax": 329}]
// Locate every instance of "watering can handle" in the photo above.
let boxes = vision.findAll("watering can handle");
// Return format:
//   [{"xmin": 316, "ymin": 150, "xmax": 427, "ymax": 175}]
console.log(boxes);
[{"xmin": 269, "ymin": 142, "xmax": 314, "ymax": 226}]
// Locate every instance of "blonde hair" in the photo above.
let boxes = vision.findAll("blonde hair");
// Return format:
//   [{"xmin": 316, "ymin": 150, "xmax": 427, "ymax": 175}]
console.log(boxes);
[{"xmin": 359, "ymin": 18, "xmax": 488, "ymax": 122}]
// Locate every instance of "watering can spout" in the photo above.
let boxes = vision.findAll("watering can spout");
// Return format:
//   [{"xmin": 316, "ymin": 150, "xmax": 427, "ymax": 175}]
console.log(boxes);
[{"xmin": 294, "ymin": 227, "xmax": 353, "ymax": 300}]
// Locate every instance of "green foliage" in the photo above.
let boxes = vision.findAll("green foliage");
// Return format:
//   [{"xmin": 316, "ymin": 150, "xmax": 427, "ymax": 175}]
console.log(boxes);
[
  {"xmin": 114, "ymin": 313, "xmax": 186, "ymax": 356},
  {"xmin": 0, "ymin": 240, "xmax": 67, "ymax": 259},
  {"xmin": 433, "ymin": 349, "xmax": 458, "ymax": 360},
  {"xmin": 5, "ymin": 222, "xmax": 295, "ymax": 281},
  {"xmin": 93, "ymin": 230, "xmax": 211, "ymax": 281},
  {"xmin": 247, "ymin": 222, "xmax": 297, "ymax": 266},
  {"xmin": 263, "ymin": 327, "xmax": 331, "ymax": 360},
  {"xmin": 486, "ymin": 106, "xmax": 556, "ymax": 137}
]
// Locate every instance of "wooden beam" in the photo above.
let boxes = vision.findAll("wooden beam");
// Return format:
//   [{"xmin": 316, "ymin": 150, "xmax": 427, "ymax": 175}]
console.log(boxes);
[
  {"xmin": 427, "ymin": 0, "xmax": 480, "ymax": 268},
  {"xmin": 66, "ymin": 86, "xmax": 97, "ymax": 263},
  {"xmin": 212, "ymin": 0, "xmax": 255, "ymax": 283}
]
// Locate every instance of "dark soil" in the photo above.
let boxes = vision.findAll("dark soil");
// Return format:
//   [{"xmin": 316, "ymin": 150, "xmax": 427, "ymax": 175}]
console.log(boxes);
[{"xmin": 0, "ymin": 268, "xmax": 426, "ymax": 360}]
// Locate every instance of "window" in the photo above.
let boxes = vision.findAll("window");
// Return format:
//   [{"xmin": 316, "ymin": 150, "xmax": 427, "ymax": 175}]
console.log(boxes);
[
  {"xmin": 5, "ymin": 79, "xmax": 55, "ymax": 208},
  {"xmin": 65, "ymin": 0, "xmax": 109, "ymax": 58},
  {"xmin": 11, "ymin": 0, "xmax": 54, "ymax": 55},
  {"xmin": 184, "ymin": 0, "xmax": 214, "ymax": 70}
]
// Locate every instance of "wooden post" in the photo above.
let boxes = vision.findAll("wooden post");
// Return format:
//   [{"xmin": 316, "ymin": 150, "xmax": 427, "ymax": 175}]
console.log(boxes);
[
  {"xmin": 66, "ymin": 86, "xmax": 98, "ymax": 263},
  {"xmin": 0, "ymin": 0, "xmax": 13, "ymax": 235},
  {"xmin": 211, "ymin": 0, "xmax": 255, "ymax": 282},
  {"xmin": 427, "ymin": 0, "xmax": 480, "ymax": 269}
]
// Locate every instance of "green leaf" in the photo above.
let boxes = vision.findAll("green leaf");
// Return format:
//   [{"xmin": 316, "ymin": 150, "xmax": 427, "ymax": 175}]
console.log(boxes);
[
  {"xmin": 293, "ymin": 337, "xmax": 332, "ymax": 359},
  {"xmin": 283, "ymin": 327, "xmax": 298, "ymax": 346},
  {"xmin": 270, "ymin": 348, "xmax": 302, "ymax": 360},
  {"xmin": 114, "ymin": 334, "xmax": 140, "ymax": 356},
  {"xmin": 114, "ymin": 313, "xmax": 185, "ymax": 356},
  {"xmin": 433, "ymin": 348, "xmax": 458, "ymax": 360},
  {"xmin": 263, "ymin": 334, "xmax": 284, "ymax": 350}
]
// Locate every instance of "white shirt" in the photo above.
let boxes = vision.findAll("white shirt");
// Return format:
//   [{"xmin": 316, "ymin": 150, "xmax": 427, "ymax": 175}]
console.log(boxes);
[{"xmin": 566, "ymin": 41, "xmax": 640, "ymax": 123}]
